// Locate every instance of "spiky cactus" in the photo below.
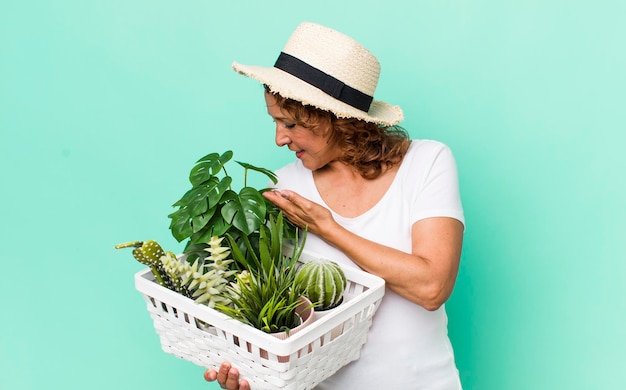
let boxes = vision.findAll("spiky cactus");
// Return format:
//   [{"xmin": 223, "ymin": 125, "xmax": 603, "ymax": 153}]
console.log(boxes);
[
  {"xmin": 116, "ymin": 237, "xmax": 237, "ymax": 308},
  {"xmin": 115, "ymin": 240, "xmax": 177, "ymax": 290},
  {"xmin": 294, "ymin": 259, "xmax": 347, "ymax": 311},
  {"xmin": 160, "ymin": 251, "xmax": 192, "ymax": 297}
]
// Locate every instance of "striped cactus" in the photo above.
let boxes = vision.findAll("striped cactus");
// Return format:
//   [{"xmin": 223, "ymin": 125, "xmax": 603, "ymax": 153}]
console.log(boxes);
[{"xmin": 294, "ymin": 259, "xmax": 347, "ymax": 310}]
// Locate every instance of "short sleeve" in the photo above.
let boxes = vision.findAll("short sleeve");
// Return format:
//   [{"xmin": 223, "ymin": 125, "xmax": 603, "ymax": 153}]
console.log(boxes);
[{"xmin": 409, "ymin": 143, "xmax": 465, "ymax": 227}]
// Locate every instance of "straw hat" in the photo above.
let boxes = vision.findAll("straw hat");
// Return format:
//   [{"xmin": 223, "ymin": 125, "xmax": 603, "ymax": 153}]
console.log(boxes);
[{"xmin": 232, "ymin": 22, "xmax": 404, "ymax": 126}]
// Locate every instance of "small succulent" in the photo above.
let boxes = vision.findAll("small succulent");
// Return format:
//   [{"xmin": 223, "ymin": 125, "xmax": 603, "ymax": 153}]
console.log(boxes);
[
  {"xmin": 116, "ymin": 236, "xmax": 237, "ymax": 308},
  {"xmin": 294, "ymin": 259, "xmax": 347, "ymax": 311},
  {"xmin": 114, "ymin": 240, "xmax": 177, "ymax": 290},
  {"xmin": 180, "ymin": 236, "xmax": 237, "ymax": 308}
]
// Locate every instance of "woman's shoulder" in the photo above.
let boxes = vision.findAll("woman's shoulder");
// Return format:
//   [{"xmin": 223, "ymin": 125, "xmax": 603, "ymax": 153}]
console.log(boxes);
[
  {"xmin": 408, "ymin": 138, "xmax": 452, "ymax": 153},
  {"xmin": 405, "ymin": 139, "xmax": 455, "ymax": 164}
]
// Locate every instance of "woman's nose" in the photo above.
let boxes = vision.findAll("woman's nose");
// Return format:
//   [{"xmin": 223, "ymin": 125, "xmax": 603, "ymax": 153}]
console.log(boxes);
[{"xmin": 275, "ymin": 126, "xmax": 290, "ymax": 147}]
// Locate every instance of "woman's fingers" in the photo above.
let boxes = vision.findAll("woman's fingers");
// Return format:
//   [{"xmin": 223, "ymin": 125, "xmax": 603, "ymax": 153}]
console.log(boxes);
[
  {"xmin": 204, "ymin": 363, "xmax": 247, "ymax": 389},
  {"xmin": 263, "ymin": 189, "xmax": 292, "ymax": 207},
  {"xmin": 217, "ymin": 363, "xmax": 232, "ymax": 387},
  {"xmin": 203, "ymin": 369, "xmax": 216, "ymax": 382},
  {"xmin": 224, "ymin": 366, "xmax": 240, "ymax": 389},
  {"xmin": 264, "ymin": 189, "xmax": 331, "ymax": 235},
  {"xmin": 263, "ymin": 190, "xmax": 302, "ymax": 223}
]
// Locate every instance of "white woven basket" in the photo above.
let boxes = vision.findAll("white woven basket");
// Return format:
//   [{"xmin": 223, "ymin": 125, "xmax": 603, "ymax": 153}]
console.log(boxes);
[{"xmin": 134, "ymin": 248, "xmax": 385, "ymax": 390}]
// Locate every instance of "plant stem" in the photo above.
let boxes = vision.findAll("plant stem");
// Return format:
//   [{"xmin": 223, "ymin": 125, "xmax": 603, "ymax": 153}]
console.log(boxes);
[
  {"xmin": 150, "ymin": 265, "xmax": 167, "ymax": 286},
  {"xmin": 222, "ymin": 166, "xmax": 232, "ymax": 190}
]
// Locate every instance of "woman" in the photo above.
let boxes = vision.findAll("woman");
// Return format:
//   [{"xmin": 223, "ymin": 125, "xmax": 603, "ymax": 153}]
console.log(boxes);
[{"xmin": 205, "ymin": 22, "xmax": 465, "ymax": 389}]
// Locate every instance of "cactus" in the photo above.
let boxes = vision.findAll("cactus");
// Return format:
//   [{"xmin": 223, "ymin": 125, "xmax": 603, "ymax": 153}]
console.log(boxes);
[
  {"xmin": 115, "ymin": 240, "xmax": 176, "ymax": 290},
  {"xmin": 115, "ymin": 237, "xmax": 237, "ymax": 308},
  {"xmin": 294, "ymin": 259, "xmax": 347, "ymax": 311},
  {"xmin": 160, "ymin": 251, "xmax": 192, "ymax": 297}
]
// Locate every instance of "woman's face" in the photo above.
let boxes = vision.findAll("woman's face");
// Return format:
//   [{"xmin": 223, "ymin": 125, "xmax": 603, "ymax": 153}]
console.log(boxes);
[{"xmin": 264, "ymin": 92, "xmax": 340, "ymax": 171}]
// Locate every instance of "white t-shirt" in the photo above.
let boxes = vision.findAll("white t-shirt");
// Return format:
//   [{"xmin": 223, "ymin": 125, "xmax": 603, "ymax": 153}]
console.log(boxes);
[{"xmin": 273, "ymin": 140, "xmax": 465, "ymax": 389}]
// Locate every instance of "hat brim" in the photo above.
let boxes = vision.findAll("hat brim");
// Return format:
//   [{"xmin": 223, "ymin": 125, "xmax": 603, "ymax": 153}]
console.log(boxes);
[{"xmin": 232, "ymin": 62, "xmax": 404, "ymax": 126}]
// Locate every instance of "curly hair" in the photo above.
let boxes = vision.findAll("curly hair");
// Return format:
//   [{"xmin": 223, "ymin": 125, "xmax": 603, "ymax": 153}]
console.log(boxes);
[{"xmin": 265, "ymin": 87, "xmax": 411, "ymax": 180}]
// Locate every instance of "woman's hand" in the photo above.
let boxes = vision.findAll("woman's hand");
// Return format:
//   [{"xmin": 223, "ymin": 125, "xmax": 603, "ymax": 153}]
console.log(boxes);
[
  {"xmin": 262, "ymin": 190, "xmax": 334, "ymax": 235},
  {"xmin": 204, "ymin": 363, "xmax": 250, "ymax": 390}
]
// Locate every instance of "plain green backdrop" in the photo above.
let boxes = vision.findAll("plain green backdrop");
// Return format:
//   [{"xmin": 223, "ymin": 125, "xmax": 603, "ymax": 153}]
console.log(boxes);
[{"xmin": 1, "ymin": 1, "xmax": 624, "ymax": 389}]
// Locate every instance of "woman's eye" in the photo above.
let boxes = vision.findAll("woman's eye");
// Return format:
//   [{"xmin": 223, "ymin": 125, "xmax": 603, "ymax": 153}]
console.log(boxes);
[{"xmin": 284, "ymin": 123, "xmax": 296, "ymax": 129}]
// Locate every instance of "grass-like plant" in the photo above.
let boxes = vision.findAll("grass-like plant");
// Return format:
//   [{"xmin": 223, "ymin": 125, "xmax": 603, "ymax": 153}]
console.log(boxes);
[{"xmin": 217, "ymin": 212, "xmax": 312, "ymax": 334}]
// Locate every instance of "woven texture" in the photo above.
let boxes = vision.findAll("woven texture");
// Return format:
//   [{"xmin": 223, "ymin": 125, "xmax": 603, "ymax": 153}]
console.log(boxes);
[
  {"xmin": 282, "ymin": 22, "xmax": 380, "ymax": 97},
  {"xmin": 135, "ymin": 250, "xmax": 385, "ymax": 390},
  {"xmin": 232, "ymin": 22, "xmax": 404, "ymax": 126}
]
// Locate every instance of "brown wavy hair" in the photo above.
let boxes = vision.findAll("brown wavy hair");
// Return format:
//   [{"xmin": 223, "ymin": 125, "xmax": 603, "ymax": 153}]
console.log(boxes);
[{"xmin": 265, "ymin": 87, "xmax": 411, "ymax": 180}]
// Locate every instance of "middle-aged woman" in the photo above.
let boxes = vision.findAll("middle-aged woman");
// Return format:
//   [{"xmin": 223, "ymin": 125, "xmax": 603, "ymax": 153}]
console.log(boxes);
[{"xmin": 205, "ymin": 22, "xmax": 465, "ymax": 389}]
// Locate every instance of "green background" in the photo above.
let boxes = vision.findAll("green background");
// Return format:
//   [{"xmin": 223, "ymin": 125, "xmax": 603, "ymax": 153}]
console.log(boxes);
[{"xmin": 2, "ymin": 1, "xmax": 624, "ymax": 389}]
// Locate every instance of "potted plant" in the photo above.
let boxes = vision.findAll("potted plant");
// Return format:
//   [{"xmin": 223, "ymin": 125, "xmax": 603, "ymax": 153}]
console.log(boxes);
[
  {"xmin": 217, "ymin": 212, "xmax": 314, "ymax": 336},
  {"xmin": 117, "ymin": 150, "xmax": 316, "ymax": 335},
  {"xmin": 166, "ymin": 150, "xmax": 296, "ymax": 266},
  {"xmin": 294, "ymin": 258, "xmax": 347, "ymax": 311},
  {"xmin": 115, "ymin": 235, "xmax": 237, "ymax": 309},
  {"xmin": 114, "ymin": 150, "xmax": 386, "ymax": 386}
]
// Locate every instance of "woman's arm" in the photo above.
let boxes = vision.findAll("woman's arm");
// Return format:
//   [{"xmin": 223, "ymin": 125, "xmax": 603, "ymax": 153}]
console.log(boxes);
[
  {"xmin": 263, "ymin": 190, "xmax": 464, "ymax": 310},
  {"xmin": 332, "ymin": 216, "xmax": 463, "ymax": 310}
]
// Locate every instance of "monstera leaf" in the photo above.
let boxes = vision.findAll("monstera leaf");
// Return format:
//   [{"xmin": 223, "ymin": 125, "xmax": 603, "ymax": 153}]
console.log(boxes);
[
  {"xmin": 168, "ymin": 150, "xmax": 296, "ymax": 265},
  {"xmin": 221, "ymin": 187, "xmax": 267, "ymax": 236},
  {"xmin": 190, "ymin": 151, "xmax": 233, "ymax": 185},
  {"xmin": 236, "ymin": 161, "xmax": 278, "ymax": 185}
]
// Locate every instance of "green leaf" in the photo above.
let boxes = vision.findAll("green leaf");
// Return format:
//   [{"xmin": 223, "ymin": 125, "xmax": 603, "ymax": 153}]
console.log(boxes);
[
  {"xmin": 206, "ymin": 213, "xmax": 230, "ymax": 237},
  {"xmin": 189, "ymin": 212, "xmax": 228, "ymax": 244},
  {"xmin": 175, "ymin": 183, "xmax": 210, "ymax": 209},
  {"xmin": 220, "ymin": 187, "xmax": 266, "ymax": 235},
  {"xmin": 190, "ymin": 151, "xmax": 234, "ymax": 187},
  {"xmin": 172, "ymin": 187, "xmax": 195, "ymax": 207},
  {"xmin": 226, "ymin": 233, "xmax": 260, "ymax": 273},
  {"xmin": 169, "ymin": 211, "xmax": 193, "ymax": 242},
  {"xmin": 236, "ymin": 161, "xmax": 278, "ymax": 184},
  {"xmin": 190, "ymin": 195, "xmax": 209, "ymax": 216},
  {"xmin": 168, "ymin": 206, "xmax": 187, "ymax": 221},
  {"xmin": 258, "ymin": 224, "xmax": 272, "ymax": 276},
  {"xmin": 269, "ymin": 212, "xmax": 284, "ymax": 262},
  {"xmin": 209, "ymin": 177, "xmax": 233, "ymax": 209},
  {"xmin": 191, "ymin": 227, "xmax": 214, "ymax": 245},
  {"xmin": 196, "ymin": 151, "xmax": 233, "ymax": 173},
  {"xmin": 217, "ymin": 150, "xmax": 234, "ymax": 167},
  {"xmin": 183, "ymin": 178, "xmax": 232, "ymax": 217},
  {"xmin": 225, "ymin": 234, "xmax": 249, "ymax": 269},
  {"xmin": 196, "ymin": 152, "xmax": 220, "ymax": 163},
  {"xmin": 189, "ymin": 162, "xmax": 214, "ymax": 186},
  {"xmin": 191, "ymin": 208, "xmax": 215, "ymax": 233}
]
